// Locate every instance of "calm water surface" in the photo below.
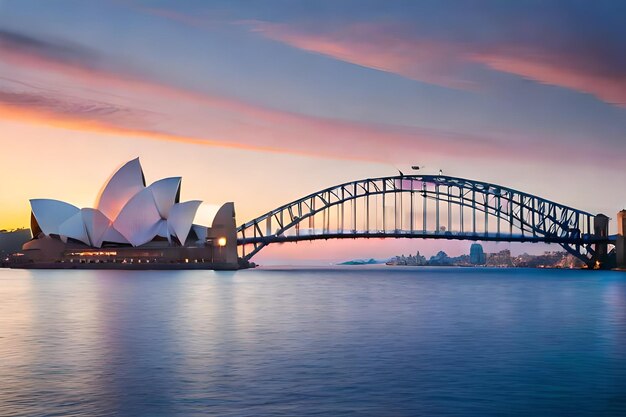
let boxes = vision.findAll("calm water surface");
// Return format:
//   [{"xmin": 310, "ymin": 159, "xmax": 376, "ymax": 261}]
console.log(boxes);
[{"xmin": 1, "ymin": 266, "xmax": 625, "ymax": 416}]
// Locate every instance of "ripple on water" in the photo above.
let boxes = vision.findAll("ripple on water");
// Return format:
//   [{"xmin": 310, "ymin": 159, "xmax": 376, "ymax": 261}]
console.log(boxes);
[{"xmin": 0, "ymin": 267, "xmax": 625, "ymax": 416}]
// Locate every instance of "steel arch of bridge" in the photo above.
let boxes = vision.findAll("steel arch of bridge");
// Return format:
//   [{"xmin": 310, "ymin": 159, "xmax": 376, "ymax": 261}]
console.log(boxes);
[{"xmin": 237, "ymin": 175, "xmax": 607, "ymax": 266}]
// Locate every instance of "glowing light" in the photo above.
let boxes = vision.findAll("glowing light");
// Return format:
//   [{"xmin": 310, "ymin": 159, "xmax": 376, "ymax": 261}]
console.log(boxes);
[
  {"xmin": 217, "ymin": 237, "xmax": 227, "ymax": 247},
  {"xmin": 67, "ymin": 251, "xmax": 117, "ymax": 256}
]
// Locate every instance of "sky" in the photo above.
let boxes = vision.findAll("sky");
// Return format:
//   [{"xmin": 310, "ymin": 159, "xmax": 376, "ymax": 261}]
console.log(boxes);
[{"xmin": 0, "ymin": 0, "xmax": 624, "ymax": 263}]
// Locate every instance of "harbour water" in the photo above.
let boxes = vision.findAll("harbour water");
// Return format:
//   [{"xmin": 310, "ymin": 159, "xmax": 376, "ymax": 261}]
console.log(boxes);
[{"xmin": 1, "ymin": 266, "xmax": 625, "ymax": 416}]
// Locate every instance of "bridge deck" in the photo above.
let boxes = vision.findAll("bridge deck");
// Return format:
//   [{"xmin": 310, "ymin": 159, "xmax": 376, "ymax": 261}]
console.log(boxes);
[{"xmin": 239, "ymin": 231, "xmax": 611, "ymax": 246}]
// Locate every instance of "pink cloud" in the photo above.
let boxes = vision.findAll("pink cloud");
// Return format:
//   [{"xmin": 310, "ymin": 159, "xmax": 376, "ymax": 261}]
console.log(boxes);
[
  {"xmin": 247, "ymin": 21, "xmax": 475, "ymax": 90},
  {"xmin": 139, "ymin": 10, "xmax": 626, "ymax": 106},
  {"xmin": 0, "ymin": 85, "xmax": 504, "ymax": 163},
  {"xmin": 246, "ymin": 21, "xmax": 626, "ymax": 107},
  {"xmin": 0, "ymin": 28, "xmax": 619, "ymax": 167},
  {"xmin": 0, "ymin": 33, "xmax": 506, "ymax": 162},
  {"xmin": 468, "ymin": 48, "xmax": 626, "ymax": 107}
]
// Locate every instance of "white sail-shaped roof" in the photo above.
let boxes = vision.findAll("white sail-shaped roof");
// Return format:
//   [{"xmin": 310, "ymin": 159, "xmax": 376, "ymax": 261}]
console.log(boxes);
[
  {"xmin": 59, "ymin": 211, "xmax": 90, "ymax": 245},
  {"xmin": 30, "ymin": 199, "xmax": 80, "ymax": 236},
  {"xmin": 96, "ymin": 158, "xmax": 145, "ymax": 221},
  {"xmin": 155, "ymin": 219, "xmax": 169, "ymax": 237},
  {"xmin": 82, "ymin": 208, "xmax": 112, "ymax": 248},
  {"xmin": 156, "ymin": 219, "xmax": 171, "ymax": 244},
  {"xmin": 113, "ymin": 187, "xmax": 162, "ymax": 246},
  {"xmin": 101, "ymin": 224, "xmax": 129, "ymax": 245},
  {"xmin": 27, "ymin": 159, "xmax": 213, "ymax": 250},
  {"xmin": 168, "ymin": 201, "xmax": 202, "ymax": 245},
  {"xmin": 149, "ymin": 177, "xmax": 181, "ymax": 219}
]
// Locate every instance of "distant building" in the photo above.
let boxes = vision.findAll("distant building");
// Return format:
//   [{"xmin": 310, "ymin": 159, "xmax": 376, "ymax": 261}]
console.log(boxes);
[
  {"xmin": 513, "ymin": 251, "xmax": 585, "ymax": 268},
  {"xmin": 385, "ymin": 246, "xmax": 584, "ymax": 269},
  {"xmin": 429, "ymin": 251, "xmax": 453, "ymax": 266},
  {"xmin": 469, "ymin": 243, "xmax": 486, "ymax": 265},
  {"xmin": 414, "ymin": 251, "xmax": 428, "ymax": 265},
  {"xmin": 486, "ymin": 249, "xmax": 513, "ymax": 267},
  {"xmin": 386, "ymin": 251, "xmax": 428, "ymax": 266}
]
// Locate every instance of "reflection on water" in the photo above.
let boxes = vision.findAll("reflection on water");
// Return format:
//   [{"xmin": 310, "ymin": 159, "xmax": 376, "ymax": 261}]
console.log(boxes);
[{"xmin": 1, "ymin": 267, "xmax": 625, "ymax": 416}]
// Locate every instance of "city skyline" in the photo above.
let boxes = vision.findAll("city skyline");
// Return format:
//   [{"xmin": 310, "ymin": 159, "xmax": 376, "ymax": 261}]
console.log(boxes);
[{"xmin": 1, "ymin": 1, "xmax": 625, "ymax": 263}]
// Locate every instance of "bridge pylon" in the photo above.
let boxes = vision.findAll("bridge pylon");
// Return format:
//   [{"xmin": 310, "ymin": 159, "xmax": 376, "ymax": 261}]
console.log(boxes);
[
  {"xmin": 616, "ymin": 210, "xmax": 626, "ymax": 270},
  {"xmin": 593, "ymin": 214, "xmax": 610, "ymax": 268}
]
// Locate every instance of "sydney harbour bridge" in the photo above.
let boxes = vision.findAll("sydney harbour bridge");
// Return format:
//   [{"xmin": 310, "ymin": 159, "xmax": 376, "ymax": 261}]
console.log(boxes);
[{"xmin": 237, "ymin": 174, "xmax": 623, "ymax": 269}]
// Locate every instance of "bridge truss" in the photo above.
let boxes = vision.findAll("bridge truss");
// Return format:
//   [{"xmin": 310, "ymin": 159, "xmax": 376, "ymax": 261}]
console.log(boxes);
[{"xmin": 237, "ymin": 175, "xmax": 609, "ymax": 267}]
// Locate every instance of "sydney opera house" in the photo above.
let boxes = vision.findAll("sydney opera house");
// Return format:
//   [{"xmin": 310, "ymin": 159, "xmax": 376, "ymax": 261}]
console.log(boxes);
[{"xmin": 10, "ymin": 158, "xmax": 242, "ymax": 269}]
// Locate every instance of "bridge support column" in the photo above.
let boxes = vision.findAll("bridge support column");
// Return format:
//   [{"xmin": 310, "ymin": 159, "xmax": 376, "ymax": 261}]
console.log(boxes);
[
  {"xmin": 593, "ymin": 214, "xmax": 609, "ymax": 269},
  {"xmin": 616, "ymin": 210, "xmax": 626, "ymax": 270}
]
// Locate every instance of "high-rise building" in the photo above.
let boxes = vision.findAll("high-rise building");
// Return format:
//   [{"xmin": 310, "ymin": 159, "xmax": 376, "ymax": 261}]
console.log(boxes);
[{"xmin": 469, "ymin": 243, "xmax": 486, "ymax": 265}]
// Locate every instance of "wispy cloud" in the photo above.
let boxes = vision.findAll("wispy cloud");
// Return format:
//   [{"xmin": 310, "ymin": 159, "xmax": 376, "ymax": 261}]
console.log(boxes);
[
  {"xmin": 0, "ymin": 89, "xmax": 145, "ymax": 123},
  {"xmin": 0, "ymin": 29, "xmax": 101, "ymax": 70},
  {"xmin": 245, "ymin": 20, "xmax": 626, "ymax": 107},
  {"xmin": 0, "ymin": 26, "xmax": 619, "ymax": 166},
  {"xmin": 0, "ymin": 84, "xmax": 505, "ymax": 162},
  {"xmin": 139, "ymin": 7, "xmax": 224, "ymax": 29},
  {"xmin": 468, "ymin": 47, "xmax": 626, "ymax": 107},
  {"xmin": 137, "ymin": 5, "xmax": 626, "ymax": 106},
  {"xmin": 245, "ymin": 21, "xmax": 475, "ymax": 90},
  {"xmin": 0, "ymin": 27, "xmax": 485, "ymax": 162}
]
